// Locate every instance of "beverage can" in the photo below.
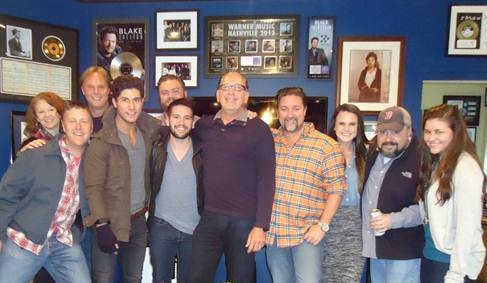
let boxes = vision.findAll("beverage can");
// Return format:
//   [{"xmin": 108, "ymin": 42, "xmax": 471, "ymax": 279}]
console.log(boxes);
[{"xmin": 371, "ymin": 208, "xmax": 385, "ymax": 236}]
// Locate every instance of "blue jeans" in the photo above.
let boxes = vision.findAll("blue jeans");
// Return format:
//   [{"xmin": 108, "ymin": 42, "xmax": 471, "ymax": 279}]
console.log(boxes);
[
  {"xmin": 188, "ymin": 211, "xmax": 256, "ymax": 283},
  {"xmin": 420, "ymin": 256, "xmax": 473, "ymax": 283},
  {"xmin": 266, "ymin": 240, "xmax": 323, "ymax": 283},
  {"xmin": 149, "ymin": 217, "xmax": 193, "ymax": 283},
  {"xmin": 370, "ymin": 258, "xmax": 420, "ymax": 283},
  {"xmin": 0, "ymin": 236, "xmax": 90, "ymax": 283},
  {"xmin": 92, "ymin": 215, "xmax": 147, "ymax": 283}
]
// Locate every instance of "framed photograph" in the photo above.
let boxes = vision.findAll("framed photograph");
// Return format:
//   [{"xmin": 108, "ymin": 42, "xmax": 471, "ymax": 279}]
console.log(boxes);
[
  {"xmin": 94, "ymin": 19, "xmax": 149, "ymax": 98},
  {"xmin": 336, "ymin": 36, "xmax": 406, "ymax": 113},
  {"xmin": 307, "ymin": 17, "xmax": 335, "ymax": 79},
  {"xmin": 447, "ymin": 5, "xmax": 487, "ymax": 56},
  {"xmin": 10, "ymin": 110, "xmax": 27, "ymax": 161},
  {"xmin": 228, "ymin": 40, "xmax": 241, "ymax": 53},
  {"xmin": 155, "ymin": 56, "xmax": 198, "ymax": 87},
  {"xmin": 5, "ymin": 25, "xmax": 32, "ymax": 60},
  {"xmin": 156, "ymin": 10, "xmax": 198, "ymax": 50},
  {"xmin": 0, "ymin": 14, "xmax": 79, "ymax": 103},
  {"xmin": 442, "ymin": 95, "xmax": 481, "ymax": 126},
  {"xmin": 205, "ymin": 15, "xmax": 298, "ymax": 76},
  {"xmin": 364, "ymin": 121, "xmax": 377, "ymax": 141},
  {"xmin": 466, "ymin": 127, "xmax": 477, "ymax": 143}
]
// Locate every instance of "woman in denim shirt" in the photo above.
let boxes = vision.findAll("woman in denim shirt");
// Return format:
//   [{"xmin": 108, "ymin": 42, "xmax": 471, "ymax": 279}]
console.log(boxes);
[{"xmin": 324, "ymin": 104, "xmax": 369, "ymax": 282}]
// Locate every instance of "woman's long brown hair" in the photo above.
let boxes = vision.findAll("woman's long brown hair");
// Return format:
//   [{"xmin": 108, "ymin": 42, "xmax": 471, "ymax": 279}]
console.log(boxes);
[
  {"xmin": 417, "ymin": 104, "xmax": 483, "ymax": 204},
  {"xmin": 328, "ymin": 103, "xmax": 369, "ymax": 193}
]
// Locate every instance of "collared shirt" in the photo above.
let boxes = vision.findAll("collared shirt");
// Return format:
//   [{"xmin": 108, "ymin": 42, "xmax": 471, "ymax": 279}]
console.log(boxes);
[
  {"xmin": 266, "ymin": 122, "xmax": 346, "ymax": 247},
  {"xmin": 361, "ymin": 153, "xmax": 398, "ymax": 258},
  {"xmin": 341, "ymin": 152, "xmax": 360, "ymax": 207},
  {"xmin": 194, "ymin": 109, "xmax": 276, "ymax": 229},
  {"xmin": 213, "ymin": 109, "xmax": 248, "ymax": 123},
  {"xmin": 7, "ymin": 138, "xmax": 81, "ymax": 255}
]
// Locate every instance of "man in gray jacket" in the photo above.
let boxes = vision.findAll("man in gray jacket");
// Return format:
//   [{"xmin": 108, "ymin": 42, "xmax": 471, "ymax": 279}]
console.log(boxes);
[{"xmin": 0, "ymin": 103, "xmax": 93, "ymax": 282}]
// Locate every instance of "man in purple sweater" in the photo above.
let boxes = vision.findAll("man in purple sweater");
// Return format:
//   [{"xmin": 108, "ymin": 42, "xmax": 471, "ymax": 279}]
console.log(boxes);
[{"xmin": 188, "ymin": 71, "xmax": 276, "ymax": 283}]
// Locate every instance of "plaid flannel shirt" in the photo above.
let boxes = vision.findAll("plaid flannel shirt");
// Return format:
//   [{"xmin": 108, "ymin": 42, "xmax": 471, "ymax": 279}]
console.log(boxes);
[
  {"xmin": 266, "ymin": 123, "xmax": 346, "ymax": 247},
  {"xmin": 7, "ymin": 138, "xmax": 81, "ymax": 255}
]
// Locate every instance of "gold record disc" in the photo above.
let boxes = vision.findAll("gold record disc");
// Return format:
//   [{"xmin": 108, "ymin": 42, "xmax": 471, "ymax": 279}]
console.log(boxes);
[
  {"xmin": 456, "ymin": 20, "xmax": 479, "ymax": 40},
  {"xmin": 42, "ymin": 35, "xmax": 66, "ymax": 61},
  {"xmin": 110, "ymin": 52, "xmax": 144, "ymax": 79}
]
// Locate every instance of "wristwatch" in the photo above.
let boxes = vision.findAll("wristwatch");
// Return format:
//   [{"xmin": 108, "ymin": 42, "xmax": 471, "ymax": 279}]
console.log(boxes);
[{"xmin": 317, "ymin": 222, "xmax": 330, "ymax": 232}]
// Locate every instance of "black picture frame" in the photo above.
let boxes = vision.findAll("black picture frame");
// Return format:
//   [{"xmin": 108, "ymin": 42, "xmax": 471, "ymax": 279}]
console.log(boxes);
[
  {"xmin": 307, "ymin": 17, "xmax": 335, "ymax": 80},
  {"xmin": 93, "ymin": 19, "xmax": 149, "ymax": 99},
  {"xmin": 205, "ymin": 15, "xmax": 299, "ymax": 77},
  {"xmin": 0, "ymin": 14, "xmax": 79, "ymax": 103},
  {"xmin": 10, "ymin": 110, "xmax": 26, "ymax": 161},
  {"xmin": 442, "ymin": 95, "xmax": 481, "ymax": 126}
]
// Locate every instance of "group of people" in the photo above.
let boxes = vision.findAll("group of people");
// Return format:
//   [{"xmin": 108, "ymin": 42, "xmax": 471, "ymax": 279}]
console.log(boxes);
[{"xmin": 0, "ymin": 68, "xmax": 484, "ymax": 283}]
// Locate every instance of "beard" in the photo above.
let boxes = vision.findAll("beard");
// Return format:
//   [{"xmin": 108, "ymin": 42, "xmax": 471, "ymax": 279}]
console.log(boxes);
[
  {"xmin": 170, "ymin": 125, "xmax": 190, "ymax": 139},
  {"xmin": 282, "ymin": 117, "xmax": 302, "ymax": 133},
  {"xmin": 378, "ymin": 141, "xmax": 405, "ymax": 158}
]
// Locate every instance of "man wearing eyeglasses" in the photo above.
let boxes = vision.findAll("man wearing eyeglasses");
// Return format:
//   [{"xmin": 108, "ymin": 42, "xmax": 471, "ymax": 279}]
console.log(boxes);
[
  {"xmin": 188, "ymin": 71, "xmax": 276, "ymax": 283},
  {"xmin": 361, "ymin": 106, "xmax": 423, "ymax": 283}
]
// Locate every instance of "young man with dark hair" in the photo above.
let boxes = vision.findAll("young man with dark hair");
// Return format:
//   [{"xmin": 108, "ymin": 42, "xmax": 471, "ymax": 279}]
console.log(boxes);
[
  {"xmin": 84, "ymin": 75, "xmax": 160, "ymax": 283},
  {"xmin": 149, "ymin": 97, "xmax": 203, "ymax": 283}
]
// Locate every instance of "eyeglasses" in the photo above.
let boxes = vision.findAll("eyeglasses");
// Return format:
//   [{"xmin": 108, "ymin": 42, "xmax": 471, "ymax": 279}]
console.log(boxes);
[{"xmin": 219, "ymin": 83, "xmax": 247, "ymax": 92}]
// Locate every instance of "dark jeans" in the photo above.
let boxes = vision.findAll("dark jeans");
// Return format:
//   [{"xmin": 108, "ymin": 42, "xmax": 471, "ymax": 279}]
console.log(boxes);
[
  {"xmin": 188, "ymin": 211, "xmax": 256, "ymax": 283},
  {"xmin": 149, "ymin": 217, "xmax": 193, "ymax": 283},
  {"xmin": 420, "ymin": 256, "xmax": 473, "ymax": 283},
  {"xmin": 92, "ymin": 215, "xmax": 147, "ymax": 283}
]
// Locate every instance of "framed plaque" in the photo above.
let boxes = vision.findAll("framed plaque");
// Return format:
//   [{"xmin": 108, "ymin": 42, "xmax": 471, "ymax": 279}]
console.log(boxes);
[
  {"xmin": 447, "ymin": 5, "xmax": 487, "ymax": 56},
  {"xmin": 0, "ymin": 14, "xmax": 79, "ymax": 103},
  {"xmin": 442, "ymin": 95, "xmax": 481, "ymax": 126},
  {"xmin": 205, "ymin": 15, "xmax": 299, "ymax": 77},
  {"xmin": 93, "ymin": 19, "xmax": 149, "ymax": 98},
  {"xmin": 307, "ymin": 17, "xmax": 335, "ymax": 79}
]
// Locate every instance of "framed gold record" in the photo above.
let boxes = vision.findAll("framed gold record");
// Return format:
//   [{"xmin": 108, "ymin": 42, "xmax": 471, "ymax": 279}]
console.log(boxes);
[
  {"xmin": 456, "ymin": 20, "xmax": 479, "ymax": 40},
  {"xmin": 448, "ymin": 5, "xmax": 487, "ymax": 55},
  {"xmin": 42, "ymin": 35, "xmax": 66, "ymax": 61}
]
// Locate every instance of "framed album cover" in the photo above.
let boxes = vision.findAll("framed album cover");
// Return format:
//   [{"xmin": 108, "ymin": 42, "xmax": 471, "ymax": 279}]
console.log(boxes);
[
  {"xmin": 307, "ymin": 17, "xmax": 335, "ymax": 79},
  {"xmin": 93, "ymin": 19, "xmax": 149, "ymax": 98},
  {"xmin": 155, "ymin": 56, "xmax": 198, "ymax": 87},
  {"xmin": 447, "ymin": 5, "xmax": 487, "ymax": 56},
  {"xmin": 10, "ymin": 110, "xmax": 27, "ymax": 161},
  {"xmin": 156, "ymin": 10, "xmax": 198, "ymax": 50},
  {"xmin": 336, "ymin": 36, "xmax": 405, "ymax": 114},
  {"xmin": 442, "ymin": 95, "xmax": 481, "ymax": 126},
  {"xmin": 0, "ymin": 14, "xmax": 79, "ymax": 103},
  {"xmin": 205, "ymin": 15, "xmax": 299, "ymax": 76},
  {"xmin": 466, "ymin": 127, "xmax": 477, "ymax": 144}
]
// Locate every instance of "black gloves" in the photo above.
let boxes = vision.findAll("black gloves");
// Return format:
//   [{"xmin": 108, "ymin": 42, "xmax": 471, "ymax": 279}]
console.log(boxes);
[{"xmin": 95, "ymin": 223, "xmax": 118, "ymax": 254}]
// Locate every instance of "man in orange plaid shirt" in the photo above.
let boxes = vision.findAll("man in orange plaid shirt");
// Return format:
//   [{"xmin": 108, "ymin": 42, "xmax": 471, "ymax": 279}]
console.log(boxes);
[{"xmin": 265, "ymin": 87, "xmax": 346, "ymax": 283}]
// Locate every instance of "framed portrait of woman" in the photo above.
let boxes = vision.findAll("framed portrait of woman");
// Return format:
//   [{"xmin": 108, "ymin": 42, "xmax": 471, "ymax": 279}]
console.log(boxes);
[{"xmin": 336, "ymin": 36, "xmax": 405, "ymax": 113}]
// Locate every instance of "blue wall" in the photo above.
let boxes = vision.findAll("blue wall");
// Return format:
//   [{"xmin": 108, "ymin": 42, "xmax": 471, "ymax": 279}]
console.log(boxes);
[
  {"xmin": 1, "ymin": 0, "xmax": 486, "ymax": 282},
  {"xmin": 1, "ymin": 0, "xmax": 487, "ymax": 176}
]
